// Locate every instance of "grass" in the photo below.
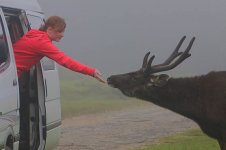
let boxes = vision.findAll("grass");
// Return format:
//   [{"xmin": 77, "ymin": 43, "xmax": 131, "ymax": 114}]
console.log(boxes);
[
  {"xmin": 61, "ymin": 98, "xmax": 148, "ymax": 118},
  {"xmin": 138, "ymin": 129, "xmax": 220, "ymax": 150},
  {"xmin": 59, "ymin": 67, "xmax": 150, "ymax": 118}
]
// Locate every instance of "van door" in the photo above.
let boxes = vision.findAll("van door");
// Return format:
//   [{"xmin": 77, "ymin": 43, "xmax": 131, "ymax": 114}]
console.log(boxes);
[
  {"xmin": 0, "ymin": 8, "xmax": 20, "ymax": 149},
  {"xmin": 40, "ymin": 57, "xmax": 61, "ymax": 150},
  {"xmin": 0, "ymin": 8, "xmax": 19, "ymax": 116}
]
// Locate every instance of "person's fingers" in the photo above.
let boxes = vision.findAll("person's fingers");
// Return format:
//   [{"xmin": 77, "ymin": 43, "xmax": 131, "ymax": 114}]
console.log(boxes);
[
  {"xmin": 94, "ymin": 69, "xmax": 107, "ymax": 83},
  {"xmin": 95, "ymin": 69, "xmax": 103, "ymax": 76},
  {"xmin": 96, "ymin": 74, "xmax": 107, "ymax": 83}
]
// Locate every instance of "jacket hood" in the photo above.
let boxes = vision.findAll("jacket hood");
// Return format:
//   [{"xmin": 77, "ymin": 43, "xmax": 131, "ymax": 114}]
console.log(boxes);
[{"xmin": 25, "ymin": 29, "xmax": 49, "ymax": 40}]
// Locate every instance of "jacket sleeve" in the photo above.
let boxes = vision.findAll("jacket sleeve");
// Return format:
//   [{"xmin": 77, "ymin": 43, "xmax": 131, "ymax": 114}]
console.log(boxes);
[{"xmin": 37, "ymin": 40, "xmax": 95, "ymax": 76}]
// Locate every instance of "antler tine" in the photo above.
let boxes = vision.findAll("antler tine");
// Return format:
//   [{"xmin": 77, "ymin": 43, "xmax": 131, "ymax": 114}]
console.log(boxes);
[
  {"xmin": 150, "ymin": 36, "xmax": 186, "ymax": 69},
  {"xmin": 165, "ymin": 37, "xmax": 195, "ymax": 68},
  {"xmin": 141, "ymin": 51, "xmax": 151, "ymax": 70},
  {"xmin": 144, "ymin": 55, "xmax": 155, "ymax": 74},
  {"xmin": 162, "ymin": 36, "xmax": 186, "ymax": 65},
  {"xmin": 150, "ymin": 37, "xmax": 196, "ymax": 74},
  {"xmin": 183, "ymin": 37, "xmax": 195, "ymax": 54}
]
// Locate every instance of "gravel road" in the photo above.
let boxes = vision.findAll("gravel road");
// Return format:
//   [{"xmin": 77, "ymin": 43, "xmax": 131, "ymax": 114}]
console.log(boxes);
[{"xmin": 56, "ymin": 105, "xmax": 198, "ymax": 150}]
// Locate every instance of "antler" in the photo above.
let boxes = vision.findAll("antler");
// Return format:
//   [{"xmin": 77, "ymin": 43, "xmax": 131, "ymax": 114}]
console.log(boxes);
[
  {"xmin": 142, "ymin": 36, "xmax": 186, "ymax": 70},
  {"xmin": 142, "ymin": 36, "xmax": 195, "ymax": 74}
]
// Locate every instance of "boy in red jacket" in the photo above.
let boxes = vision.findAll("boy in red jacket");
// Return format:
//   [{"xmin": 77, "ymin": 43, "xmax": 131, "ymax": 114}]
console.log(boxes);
[{"xmin": 13, "ymin": 15, "xmax": 106, "ymax": 83}]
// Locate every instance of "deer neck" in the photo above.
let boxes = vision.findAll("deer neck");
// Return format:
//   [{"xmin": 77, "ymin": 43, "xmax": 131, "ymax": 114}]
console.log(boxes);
[{"xmin": 135, "ymin": 76, "xmax": 201, "ymax": 119}]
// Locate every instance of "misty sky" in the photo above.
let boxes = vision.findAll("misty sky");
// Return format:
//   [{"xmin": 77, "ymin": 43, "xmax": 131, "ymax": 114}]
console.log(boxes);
[{"xmin": 38, "ymin": 0, "xmax": 226, "ymax": 77}]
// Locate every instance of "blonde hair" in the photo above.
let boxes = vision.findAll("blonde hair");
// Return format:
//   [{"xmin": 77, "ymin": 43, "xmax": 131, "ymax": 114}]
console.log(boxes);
[{"xmin": 39, "ymin": 16, "xmax": 66, "ymax": 32}]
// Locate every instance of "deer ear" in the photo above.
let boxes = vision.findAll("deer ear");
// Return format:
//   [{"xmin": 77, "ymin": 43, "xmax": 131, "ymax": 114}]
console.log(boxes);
[
  {"xmin": 158, "ymin": 74, "xmax": 170, "ymax": 81},
  {"xmin": 149, "ymin": 74, "xmax": 170, "ymax": 87}
]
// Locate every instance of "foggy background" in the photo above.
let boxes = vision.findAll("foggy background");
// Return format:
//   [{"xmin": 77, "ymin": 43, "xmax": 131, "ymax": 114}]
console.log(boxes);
[{"xmin": 38, "ymin": 0, "xmax": 226, "ymax": 77}]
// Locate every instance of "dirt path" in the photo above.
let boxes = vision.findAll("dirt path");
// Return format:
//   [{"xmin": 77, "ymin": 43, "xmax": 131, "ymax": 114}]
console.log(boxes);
[{"xmin": 56, "ymin": 105, "xmax": 198, "ymax": 150}]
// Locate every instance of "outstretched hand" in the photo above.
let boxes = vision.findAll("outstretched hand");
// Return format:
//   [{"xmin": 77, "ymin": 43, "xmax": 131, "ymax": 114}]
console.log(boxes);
[{"xmin": 94, "ymin": 69, "xmax": 107, "ymax": 83}]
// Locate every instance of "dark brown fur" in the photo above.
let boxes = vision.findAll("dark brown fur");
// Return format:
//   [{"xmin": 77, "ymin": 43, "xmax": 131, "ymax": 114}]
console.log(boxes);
[{"xmin": 108, "ymin": 71, "xmax": 226, "ymax": 150}]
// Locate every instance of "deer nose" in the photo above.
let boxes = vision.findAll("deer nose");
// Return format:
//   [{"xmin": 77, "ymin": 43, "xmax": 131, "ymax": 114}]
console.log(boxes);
[
  {"xmin": 107, "ymin": 77, "xmax": 115, "ymax": 87},
  {"xmin": 107, "ymin": 77, "xmax": 111, "ymax": 84}
]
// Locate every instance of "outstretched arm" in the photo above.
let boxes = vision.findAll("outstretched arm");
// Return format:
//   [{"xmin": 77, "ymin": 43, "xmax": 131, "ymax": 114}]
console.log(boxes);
[{"xmin": 38, "ymin": 41, "xmax": 106, "ymax": 83}]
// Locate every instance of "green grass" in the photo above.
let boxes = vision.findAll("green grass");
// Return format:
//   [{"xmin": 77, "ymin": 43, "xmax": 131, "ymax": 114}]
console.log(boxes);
[
  {"xmin": 138, "ymin": 129, "xmax": 219, "ymax": 150},
  {"xmin": 59, "ymin": 67, "xmax": 150, "ymax": 118},
  {"xmin": 61, "ymin": 98, "xmax": 148, "ymax": 118}
]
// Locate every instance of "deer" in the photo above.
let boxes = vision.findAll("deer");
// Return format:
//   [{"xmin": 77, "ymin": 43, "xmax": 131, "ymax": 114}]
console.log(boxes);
[{"xmin": 107, "ymin": 36, "xmax": 226, "ymax": 150}]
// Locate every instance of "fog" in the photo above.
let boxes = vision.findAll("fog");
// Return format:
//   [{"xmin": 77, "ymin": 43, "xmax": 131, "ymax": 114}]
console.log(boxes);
[{"xmin": 38, "ymin": 0, "xmax": 226, "ymax": 77}]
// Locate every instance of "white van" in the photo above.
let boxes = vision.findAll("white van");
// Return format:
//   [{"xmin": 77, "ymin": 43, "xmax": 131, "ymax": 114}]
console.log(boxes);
[{"xmin": 0, "ymin": 0, "xmax": 61, "ymax": 149}]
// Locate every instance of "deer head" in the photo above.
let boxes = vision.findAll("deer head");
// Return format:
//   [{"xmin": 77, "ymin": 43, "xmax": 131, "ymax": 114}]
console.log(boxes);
[{"xmin": 107, "ymin": 36, "xmax": 196, "ymax": 97}]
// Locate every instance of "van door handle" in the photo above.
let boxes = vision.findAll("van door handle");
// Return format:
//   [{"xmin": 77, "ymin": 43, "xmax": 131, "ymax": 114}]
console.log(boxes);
[
  {"xmin": 44, "ymin": 79, "xmax": 48, "ymax": 97},
  {"xmin": 13, "ymin": 79, "xmax": 17, "ymax": 86}
]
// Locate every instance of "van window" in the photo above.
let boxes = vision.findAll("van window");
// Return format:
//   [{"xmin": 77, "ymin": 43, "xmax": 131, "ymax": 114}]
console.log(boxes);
[
  {"xmin": 6, "ymin": 16, "xmax": 23, "ymax": 44},
  {"xmin": 0, "ymin": 18, "xmax": 9, "ymax": 68},
  {"xmin": 41, "ymin": 57, "xmax": 56, "ymax": 71},
  {"xmin": 27, "ymin": 15, "xmax": 43, "ymax": 29},
  {"xmin": 19, "ymin": 11, "xmax": 30, "ymax": 33},
  {"xmin": 5, "ymin": 14, "xmax": 29, "ymax": 43}
]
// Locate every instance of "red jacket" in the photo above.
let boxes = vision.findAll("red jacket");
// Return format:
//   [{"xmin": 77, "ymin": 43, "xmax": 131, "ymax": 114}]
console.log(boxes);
[{"xmin": 13, "ymin": 29, "xmax": 95, "ymax": 77}]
